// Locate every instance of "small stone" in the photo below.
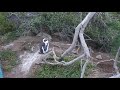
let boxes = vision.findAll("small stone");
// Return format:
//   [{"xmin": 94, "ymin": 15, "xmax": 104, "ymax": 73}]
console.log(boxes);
[
  {"xmin": 96, "ymin": 55, "xmax": 102, "ymax": 60},
  {"xmin": 37, "ymin": 32, "xmax": 52, "ymax": 41}
]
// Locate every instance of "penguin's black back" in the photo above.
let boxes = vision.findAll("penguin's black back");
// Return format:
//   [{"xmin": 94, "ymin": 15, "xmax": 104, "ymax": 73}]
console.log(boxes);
[{"xmin": 39, "ymin": 42, "xmax": 45, "ymax": 54}]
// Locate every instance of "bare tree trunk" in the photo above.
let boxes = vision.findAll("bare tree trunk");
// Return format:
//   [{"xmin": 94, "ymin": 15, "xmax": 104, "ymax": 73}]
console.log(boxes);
[
  {"xmin": 38, "ymin": 12, "xmax": 96, "ymax": 78},
  {"xmin": 78, "ymin": 12, "xmax": 96, "ymax": 78},
  {"xmin": 80, "ymin": 59, "xmax": 89, "ymax": 78},
  {"xmin": 40, "ymin": 53, "xmax": 85, "ymax": 66},
  {"xmin": 61, "ymin": 24, "xmax": 81, "ymax": 57},
  {"xmin": 109, "ymin": 47, "xmax": 120, "ymax": 78},
  {"xmin": 79, "ymin": 33, "xmax": 90, "ymax": 58},
  {"xmin": 61, "ymin": 12, "xmax": 96, "ymax": 58},
  {"xmin": 114, "ymin": 47, "xmax": 120, "ymax": 74}
]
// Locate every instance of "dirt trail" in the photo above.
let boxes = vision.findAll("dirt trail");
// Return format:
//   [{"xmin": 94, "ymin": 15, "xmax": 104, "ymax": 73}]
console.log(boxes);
[
  {"xmin": 1, "ymin": 36, "xmax": 71, "ymax": 78},
  {"xmin": 87, "ymin": 51, "xmax": 115, "ymax": 78},
  {"xmin": 0, "ymin": 36, "xmax": 116, "ymax": 78}
]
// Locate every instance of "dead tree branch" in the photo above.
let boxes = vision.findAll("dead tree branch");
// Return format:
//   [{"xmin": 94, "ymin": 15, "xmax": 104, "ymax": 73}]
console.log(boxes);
[
  {"xmin": 96, "ymin": 59, "xmax": 114, "ymax": 66},
  {"xmin": 40, "ymin": 54, "xmax": 85, "ymax": 66},
  {"xmin": 38, "ymin": 12, "xmax": 96, "ymax": 78},
  {"xmin": 114, "ymin": 47, "xmax": 120, "ymax": 74},
  {"xmin": 36, "ymin": 47, "xmax": 85, "ymax": 66},
  {"xmin": 80, "ymin": 59, "xmax": 89, "ymax": 78},
  {"xmin": 61, "ymin": 12, "xmax": 96, "ymax": 58}
]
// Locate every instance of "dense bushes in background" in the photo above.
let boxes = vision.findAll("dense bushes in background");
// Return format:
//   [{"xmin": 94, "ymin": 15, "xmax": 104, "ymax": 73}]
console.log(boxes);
[
  {"xmin": 1, "ymin": 12, "xmax": 120, "ymax": 55},
  {"xmin": 28, "ymin": 12, "xmax": 120, "ymax": 53},
  {"xmin": 25, "ymin": 12, "xmax": 82, "ymax": 41},
  {"xmin": 0, "ymin": 12, "xmax": 15, "ymax": 35},
  {"xmin": 0, "ymin": 50, "xmax": 18, "ymax": 71},
  {"xmin": 84, "ymin": 12, "xmax": 120, "ymax": 54}
]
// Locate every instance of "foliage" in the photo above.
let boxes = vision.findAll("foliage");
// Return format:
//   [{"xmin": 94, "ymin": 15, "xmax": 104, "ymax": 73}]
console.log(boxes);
[
  {"xmin": 34, "ymin": 59, "xmax": 94, "ymax": 78},
  {"xmin": 0, "ymin": 50, "xmax": 18, "ymax": 72},
  {"xmin": 84, "ymin": 62, "xmax": 95, "ymax": 77},
  {"xmin": 29, "ymin": 12, "xmax": 82, "ymax": 41},
  {"xmin": 83, "ymin": 13, "xmax": 120, "ymax": 54},
  {"xmin": 2, "ymin": 12, "xmax": 120, "ymax": 54},
  {"xmin": 0, "ymin": 31, "xmax": 20, "ymax": 44},
  {"xmin": 105, "ymin": 13, "xmax": 120, "ymax": 54},
  {"xmin": 34, "ymin": 62, "xmax": 81, "ymax": 78},
  {"xmin": 29, "ymin": 12, "xmax": 120, "ymax": 54},
  {"xmin": 110, "ymin": 34, "xmax": 120, "ymax": 55},
  {"xmin": 0, "ymin": 12, "xmax": 15, "ymax": 35},
  {"xmin": 63, "ymin": 55, "xmax": 77, "ymax": 62},
  {"xmin": 2, "ymin": 12, "xmax": 120, "ymax": 55}
]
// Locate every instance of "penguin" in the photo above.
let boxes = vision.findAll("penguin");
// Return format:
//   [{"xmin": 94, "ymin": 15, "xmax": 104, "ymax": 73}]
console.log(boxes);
[{"xmin": 39, "ymin": 38, "xmax": 49, "ymax": 54}]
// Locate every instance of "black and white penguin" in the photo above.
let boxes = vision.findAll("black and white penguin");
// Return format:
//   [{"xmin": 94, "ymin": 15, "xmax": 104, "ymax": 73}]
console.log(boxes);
[{"xmin": 39, "ymin": 38, "xmax": 49, "ymax": 54}]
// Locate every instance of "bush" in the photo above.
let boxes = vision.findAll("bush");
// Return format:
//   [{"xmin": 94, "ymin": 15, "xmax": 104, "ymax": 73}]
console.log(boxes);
[
  {"xmin": 33, "ymin": 59, "xmax": 94, "ymax": 78},
  {"xmin": 105, "ymin": 13, "xmax": 120, "ymax": 54},
  {"xmin": 110, "ymin": 34, "xmax": 120, "ymax": 55},
  {"xmin": 0, "ymin": 31, "xmax": 19, "ymax": 44},
  {"xmin": 84, "ymin": 13, "xmax": 120, "ymax": 53},
  {"xmin": 3, "ymin": 12, "xmax": 120, "ymax": 55},
  {"xmin": 0, "ymin": 12, "xmax": 15, "ymax": 35},
  {"xmin": 34, "ymin": 62, "xmax": 81, "ymax": 78},
  {"xmin": 0, "ymin": 50, "xmax": 18, "ymax": 72},
  {"xmin": 29, "ymin": 12, "xmax": 82, "ymax": 41}
]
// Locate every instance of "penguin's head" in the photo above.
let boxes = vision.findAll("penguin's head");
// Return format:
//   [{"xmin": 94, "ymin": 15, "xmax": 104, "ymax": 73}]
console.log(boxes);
[{"xmin": 43, "ymin": 38, "xmax": 48, "ymax": 44}]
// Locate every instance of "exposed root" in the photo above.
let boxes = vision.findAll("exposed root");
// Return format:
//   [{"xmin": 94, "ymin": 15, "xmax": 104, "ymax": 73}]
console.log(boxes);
[
  {"xmin": 39, "ymin": 50, "xmax": 85, "ymax": 66},
  {"xmin": 114, "ymin": 47, "xmax": 120, "ymax": 74},
  {"xmin": 80, "ymin": 59, "xmax": 89, "ymax": 78},
  {"xmin": 96, "ymin": 59, "xmax": 114, "ymax": 66}
]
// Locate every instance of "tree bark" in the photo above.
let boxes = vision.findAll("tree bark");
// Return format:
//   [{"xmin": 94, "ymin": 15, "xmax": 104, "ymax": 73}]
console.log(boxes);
[
  {"xmin": 80, "ymin": 59, "xmax": 89, "ymax": 78},
  {"xmin": 40, "ymin": 54, "xmax": 85, "ymax": 66},
  {"xmin": 38, "ymin": 12, "xmax": 96, "ymax": 78},
  {"xmin": 114, "ymin": 47, "xmax": 120, "ymax": 74},
  {"xmin": 61, "ymin": 12, "xmax": 96, "ymax": 58}
]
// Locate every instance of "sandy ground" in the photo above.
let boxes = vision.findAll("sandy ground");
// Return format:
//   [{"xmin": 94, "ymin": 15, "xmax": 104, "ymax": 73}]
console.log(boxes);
[{"xmin": 0, "ymin": 36, "xmax": 116, "ymax": 78}]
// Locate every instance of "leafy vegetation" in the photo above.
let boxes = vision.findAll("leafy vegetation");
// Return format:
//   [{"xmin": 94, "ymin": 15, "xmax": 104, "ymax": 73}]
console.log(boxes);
[
  {"xmin": 83, "ymin": 13, "xmax": 120, "ymax": 54},
  {"xmin": 34, "ymin": 62, "xmax": 80, "ymax": 78},
  {"xmin": 0, "ymin": 12, "xmax": 21, "ymax": 44},
  {"xmin": 22, "ymin": 12, "xmax": 120, "ymax": 54},
  {"xmin": 0, "ymin": 12, "xmax": 15, "ymax": 35},
  {"xmin": 1, "ymin": 12, "xmax": 120, "ymax": 54},
  {"xmin": 0, "ymin": 31, "xmax": 20, "ymax": 44},
  {"xmin": 1, "ymin": 12, "xmax": 120, "ymax": 77},
  {"xmin": 24, "ymin": 12, "xmax": 82, "ymax": 41},
  {"xmin": 33, "ymin": 60, "xmax": 94, "ymax": 78},
  {"xmin": 0, "ymin": 50, "xmax": 18, "ymax": 72}
]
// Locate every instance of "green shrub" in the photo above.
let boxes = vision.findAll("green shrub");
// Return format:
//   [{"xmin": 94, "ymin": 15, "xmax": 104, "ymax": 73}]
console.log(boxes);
[
  {"xmin": 0, "ymin": 31, "xmax": 19, "ymax": 44},
  {"xmin": 0, "ymin": 12, "xmax": 15, "ymax": 35},
  {"xmin": 2, "ymin": 12, "xmax": 120, "ymax": 55},
  {"xmin": 84, "ymin": 62, "xmax": 95, "ymax": 77},
  {"xmin": 33, "ymin": 60, "xmax": 94, "ymax": 78},
  {"xmin": 29, "ymin": 12, "xmax": 82, "ymax": 41},
  {"xmin": 0, "ymin": 50, "xmax": 18, "ymax": 72},
  {"xmin": 105, "ymin": 14, "xmax": 120, "ymax": 55},
  {"xmin": 84, "ymin": 13, "xmax": 120, "ymax": 53},
  {"xmin": 110, "ymin": 34, "xmax": 120, "ymax": 55},
  {"xmin": 34, "ymin": 62, "xmax": 80, "ymax": 78}
]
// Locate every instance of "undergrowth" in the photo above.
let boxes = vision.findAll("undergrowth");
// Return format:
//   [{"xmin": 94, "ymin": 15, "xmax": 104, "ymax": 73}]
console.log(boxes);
[
  {"xmin": 33, "ymin": 56, "xmax": 94, "ymax": 78},
  {"xmin": 0, "ymin": 50, "xmax": 18, "ymax": 72}
]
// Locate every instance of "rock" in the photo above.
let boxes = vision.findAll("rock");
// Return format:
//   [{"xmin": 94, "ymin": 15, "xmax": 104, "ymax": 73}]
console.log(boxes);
[
  {"xmin": 36, "ymin": 32, "xmax": 52, "ymax": 41},
  {"xmin": 0, "ymin": 46, "xmax": 4, "ymax": 51},
  {"xmin": 96, "ymin": 55, "xmax": 102, "ymax": 60},
  {"xmin": 53, "ymin": 32, "xmax": 64, "ymax": 40},
  {"xmin": 2, "ymin": 43, "xmax": 14, "ymax": 50},
  {"xmin": 22, "ymin": 30, "xmax": 36, "ymax": 36},
  {"xmin": 8, "ymin": 13, "xmax": 21, "ymax": 29}
]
